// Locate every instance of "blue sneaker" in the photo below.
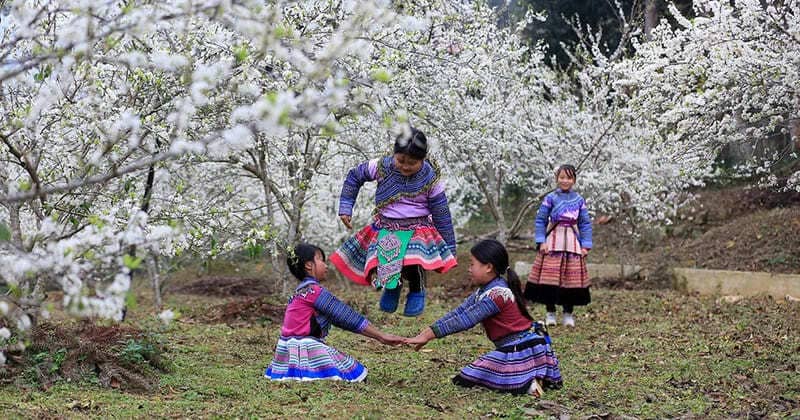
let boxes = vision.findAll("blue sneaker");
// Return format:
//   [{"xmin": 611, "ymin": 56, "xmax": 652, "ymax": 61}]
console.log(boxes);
[
  {"xmin": 379, "ymin": 286, "xmax": 401, "ymax": 313},
  {"xmin": 403, "ymin": 290, "xmax": 426, "ymax": 317}
]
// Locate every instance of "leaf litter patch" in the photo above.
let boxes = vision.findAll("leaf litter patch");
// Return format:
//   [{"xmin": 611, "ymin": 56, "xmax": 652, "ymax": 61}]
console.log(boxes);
[
  {"xmin": 169, "ymin": 276, "xmax": 275, "ymax": 297},
  {"xmin": 0, "ymin": 321, "xmax": 168, "ymax": 393},
  {"xmin": 200, "ymin": 297, "xmax": 284, "ymax": 326}
]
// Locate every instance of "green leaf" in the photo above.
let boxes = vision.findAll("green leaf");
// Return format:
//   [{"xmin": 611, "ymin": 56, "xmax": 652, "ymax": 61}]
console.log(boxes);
[
  {"xmin": 125, "ymin": 292, "xmax": 138, "ymax": 311},
  {"xmin": 33, "ymin": 64, "xmax": 52, "ymax": 82},
  {"xmin": 233, "ymin": 44, "xmax": 248, "ymax": 65},
  {"xmin": 369, "ymin": 68, "xmax": 392, "ymax": 83},
  {"xmin": 0, "ymin": 223, "xmax": 10, "ymax": 242},
  {"xmin": 123, "ymin": 254, "xmax": 142, "ymax": 270},
  {"xmin": 88, "ymin": 214, "xmax": 105, "ymax": 228},
  {"xmin": 122, "ymin": 0, "xmax": 134, "ymax": 14},
  {"xmin": 7, "ymin": 283, "xmax": 21, "ymax": 298},
  {"xmin": 274, "ymin": 24, "xmax": 292, "ymax": 38},
  {"xmin": 320, "ymin": 122, "xmax": 337, "ymax": 138},
  {"xmin": 246, "ymin": 243, "xmax": 264, "ymax": 260},
  {"xmin": 277, "ymin": 109, "xmax": 291, "ymax": 126}
]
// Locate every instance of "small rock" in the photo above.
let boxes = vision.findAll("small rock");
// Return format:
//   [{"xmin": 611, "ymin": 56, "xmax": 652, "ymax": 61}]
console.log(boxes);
[{"xmin": 717, "ymin": 295, "xmax": 743, "ymax": 304}]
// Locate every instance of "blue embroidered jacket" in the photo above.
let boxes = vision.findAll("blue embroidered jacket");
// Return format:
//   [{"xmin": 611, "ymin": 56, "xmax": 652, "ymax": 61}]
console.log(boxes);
[
  {"xmin": 534, "ymin": 189, "xmax": 592, "ymax": 248},
  {"xmin": 339, "ymin": 156, "xmax": 456, "ymax": 251}
]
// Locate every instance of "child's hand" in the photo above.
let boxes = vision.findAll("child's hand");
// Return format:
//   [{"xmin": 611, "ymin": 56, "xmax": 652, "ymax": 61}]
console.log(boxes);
[
  {"xmin": 406, "ymin": 327, "xmax": 435, "ymax": 351},
  {"xmin": 339, "ymin": 215, "xmax": 352, "ymax": 229},
  {"xmin": 539, "ymin": 243, "xmax": 550, "ymax": 254},
  {"xmin": 581, "ymin": 248, "xmax": 589, "ymax": 256},
  {"xmin": 379, "ymin": 333, "xmax": 405, "ymax": 346},
  {"xmin": 405, "ymin": 335, "xmax": 429, "ymax": 351}
]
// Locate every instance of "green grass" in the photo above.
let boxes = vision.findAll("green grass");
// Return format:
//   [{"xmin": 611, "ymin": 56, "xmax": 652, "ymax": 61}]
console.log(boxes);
[{"xmin": 1, "ymin": 272, "xmax": 799, "ymax": 418}]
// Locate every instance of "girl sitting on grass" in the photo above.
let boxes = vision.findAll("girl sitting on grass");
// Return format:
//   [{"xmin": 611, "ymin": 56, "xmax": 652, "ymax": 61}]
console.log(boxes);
[
  {"xmin": 265, "ymin": 243, "xmax": 403, "ymax": 382},
  {"xmin": 406, "ymin": 239, "xmax": 563, "ymax": 396}
]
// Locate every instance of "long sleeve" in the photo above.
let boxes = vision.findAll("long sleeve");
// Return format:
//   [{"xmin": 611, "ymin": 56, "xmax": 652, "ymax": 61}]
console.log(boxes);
[
  {"xmin": 314, "ymin": 289, "xmax": 369, "ymax": 333},
  {"xmin": 428, "ymin": 189, "xmax": 456, "ymax": 252},
  {"xmin": 534, "ymin": 195, "xmax": 553, "ymax": 244},
  {"xmin": 430, "ymin": 293, "xmax": 501, "ymax": 338},
  {"xmin": 578, "ymin": 199, "xmax": 592, "ymax": 249},
  {"xmin": 338, "ymin": 159, "xmax": 378, "ymax": 216}
]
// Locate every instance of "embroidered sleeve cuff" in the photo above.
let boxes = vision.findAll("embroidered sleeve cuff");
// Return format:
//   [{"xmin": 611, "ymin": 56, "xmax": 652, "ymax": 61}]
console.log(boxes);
[
  {"xmin": 355, "ymin": 319, "xmax": 369, "ymax": 333},
  {"xmin": 338, "ymin": 201, "xmax": 354, "ymax": 216},
  {"xmin": 430, "ymin": 323, "xmax": 446, "ymax": 338}
]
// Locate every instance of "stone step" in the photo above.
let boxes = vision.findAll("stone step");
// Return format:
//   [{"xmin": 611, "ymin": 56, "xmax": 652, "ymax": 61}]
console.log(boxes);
[{"xmin": 514, "ymin": 261, "xmax": 800, "ymax": 298}]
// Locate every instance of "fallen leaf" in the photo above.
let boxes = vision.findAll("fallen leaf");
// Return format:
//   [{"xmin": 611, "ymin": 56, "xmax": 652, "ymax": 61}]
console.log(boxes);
[
  {"xmin": 717, "ymin": 295, "xmax": 743, "ymax": 304},
  {"xmin": 596, "ymin": 215, "xmax": 612, "ymax": 225},
  {"xmin": 522, "ymin": 408, "xmax": 546, "ymax": 417}
]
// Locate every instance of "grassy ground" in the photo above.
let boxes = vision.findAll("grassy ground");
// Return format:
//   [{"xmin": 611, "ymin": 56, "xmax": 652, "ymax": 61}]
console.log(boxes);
[{"xmin": 1, "ymin": 262, "xmax": 799, "ymax": 419}]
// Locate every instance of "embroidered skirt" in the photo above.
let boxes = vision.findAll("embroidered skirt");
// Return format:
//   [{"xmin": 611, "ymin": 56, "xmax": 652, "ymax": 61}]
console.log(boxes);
[
  {"xmin": 452, "ymin": 330, "xmax": 563, "ymax": 394},
  {"xmin": 264, "ymin": 337, "xmax": 367, "ymax": 382},
  {"xmin": 525, "ymin": 251, "xmax": 591, "ymax": 306},
  {"xmin": 331, "ymin": 215, "xmax": 457, "ymax": 286},
  {"xmin": 525, "ymin": 226, "xmax": 591, "ymax": 306}
]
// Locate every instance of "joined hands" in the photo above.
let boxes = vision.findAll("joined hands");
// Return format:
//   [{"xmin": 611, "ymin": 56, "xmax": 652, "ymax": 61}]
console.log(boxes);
[{"xmin": 375, "ymin": 329, "xmax": 435, "ymax": 351}]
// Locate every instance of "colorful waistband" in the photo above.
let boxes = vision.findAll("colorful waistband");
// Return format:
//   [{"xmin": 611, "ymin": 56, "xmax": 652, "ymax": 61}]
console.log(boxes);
[{"xmin": 374, "ymin": 214, "xmax": 434, "ymax": 230}]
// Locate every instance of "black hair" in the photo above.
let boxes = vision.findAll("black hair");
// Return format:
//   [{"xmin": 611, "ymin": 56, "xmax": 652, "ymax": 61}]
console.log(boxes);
[
  {"xmin": 555, "ymin": 164, "xmax": 577, "ymax": 180},
  {"xmin": 287, "ymin": 243, "xmax": 325, "ymax": 281},
  {"xmin": 470, "ymin": 239, "xmax": 533, "ymax": 321},
  {"xmin": 393, "ymin": 126, "xmax": 428, "ymax": 160}
]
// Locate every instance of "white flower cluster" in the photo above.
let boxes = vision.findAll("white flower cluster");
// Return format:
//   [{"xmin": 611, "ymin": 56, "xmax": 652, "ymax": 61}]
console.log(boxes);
[{"xmin": 2, "ymin": 0, "xmax": 796, "ymax": 357}]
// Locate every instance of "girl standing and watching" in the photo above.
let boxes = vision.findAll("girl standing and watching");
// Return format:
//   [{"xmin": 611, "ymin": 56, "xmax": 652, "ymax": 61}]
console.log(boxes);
[{"xmin": 525, "ymin": 164, "xmax": 592, "ymax": 327}]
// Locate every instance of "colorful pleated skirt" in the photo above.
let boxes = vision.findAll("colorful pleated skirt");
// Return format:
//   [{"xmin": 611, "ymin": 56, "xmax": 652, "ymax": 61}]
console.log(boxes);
[
  {"xmin": 264, "ymin": 337, "xmax": 367, "ymax": 382},
  {"xmin": 331, "ymin": 215, "xmax": 457, "ymax": 286},
  {"xmin": 452, "ymin": 330, "xmax": 563, "ymax": 394},
  {"xmin": 525, "ymin": 250, "xmax": 591, "ymax": 306},
  {"xmin": 525, "ymin": 224, "xmax": 591, "ymax": 306}
]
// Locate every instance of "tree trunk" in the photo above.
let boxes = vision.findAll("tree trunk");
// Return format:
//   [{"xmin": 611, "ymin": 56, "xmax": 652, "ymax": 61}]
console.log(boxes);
[
  {"xmin": 147, "ymin": 254, "xmax": 162, "ymax": 311},
  {"xmin": 7, "ymin": 202, "xmax": 23, "ymax": 248},
  {"xmin": 493, "ymin": 178, "xmax": 508, "ymax": 243},
  {"xmin": 644, "ymin": 0, "xmax": 660, "ymax": 39},
  {"xmin": 793, "ymin": 95, "xmax": 800, "ymax": 153},
  {"xmin": 469, "ymin": 163, "xmax": 508, "ymax": 242}
]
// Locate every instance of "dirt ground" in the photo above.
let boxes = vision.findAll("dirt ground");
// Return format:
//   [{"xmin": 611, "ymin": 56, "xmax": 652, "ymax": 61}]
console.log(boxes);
[
  {"xmin": 168, "ymin": 276, "xmax": 275, "ymax": 297},
  {"xmin": 591, "ymin": 184, "xmax": 800, "ymax": 274}
]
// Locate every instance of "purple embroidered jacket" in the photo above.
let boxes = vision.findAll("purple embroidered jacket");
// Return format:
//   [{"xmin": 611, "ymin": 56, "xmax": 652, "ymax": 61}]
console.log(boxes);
[{"xmin": 338, "ymin": 156, "xmax": 456, "ymax": 251}]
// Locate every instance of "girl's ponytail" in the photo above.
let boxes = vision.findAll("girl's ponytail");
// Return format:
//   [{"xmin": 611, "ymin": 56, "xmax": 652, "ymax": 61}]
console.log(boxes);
[{"xmin": 506, "ymin": 268, "xmax": 533, "ymax": 321}]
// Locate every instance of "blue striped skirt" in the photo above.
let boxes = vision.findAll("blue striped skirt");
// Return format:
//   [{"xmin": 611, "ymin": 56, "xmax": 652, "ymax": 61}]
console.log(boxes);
[
  {"xmin": 452, "ymin": 330, "xmax": 563, "ymax": 394},
  {"xmin": 265, "ymin": 337, "xmax": 367, "ymax": 382}
]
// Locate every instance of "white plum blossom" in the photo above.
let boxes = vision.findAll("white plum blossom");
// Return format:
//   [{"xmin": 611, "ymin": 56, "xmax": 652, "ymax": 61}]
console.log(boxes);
[
  {"xmin": 158, "ymin": 309, "xmax": 176, "ymax": 325},
  {"xmin": 1, "ymin": 0, "xmax": 794, "ymax": 355}
]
